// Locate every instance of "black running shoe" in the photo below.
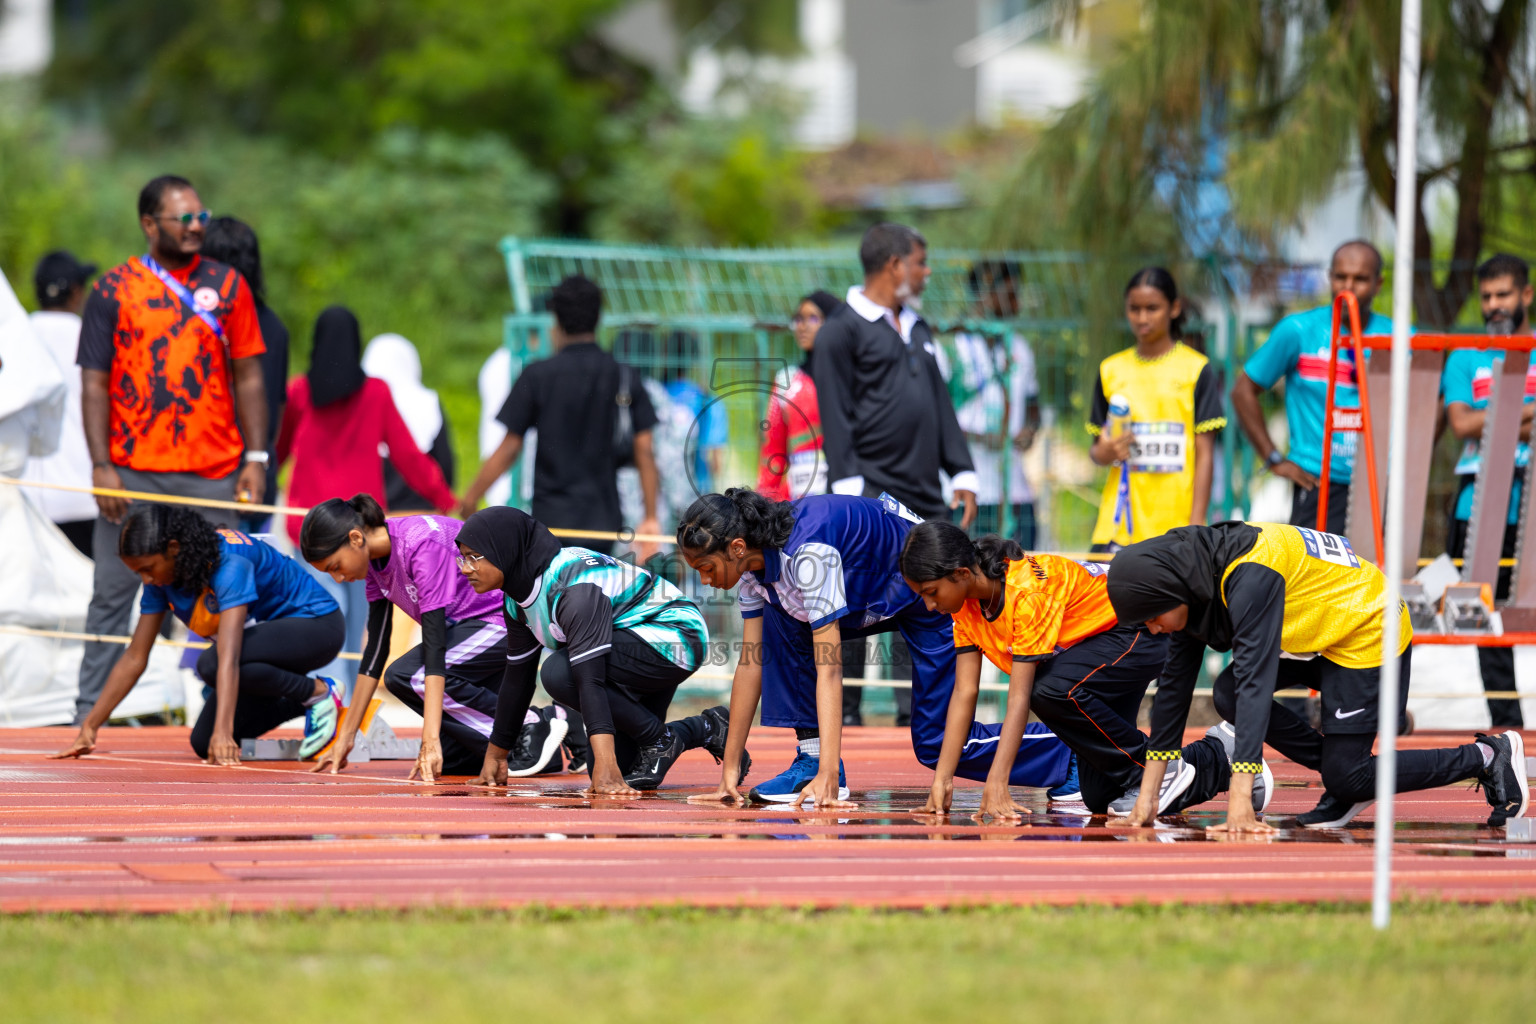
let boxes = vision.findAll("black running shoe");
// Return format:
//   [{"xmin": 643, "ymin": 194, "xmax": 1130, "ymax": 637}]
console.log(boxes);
[
  {"xmin": 700, "ymin": 705, "xmax": 751, "ymax": 784},
  {"xmin": 564, "ymin": 744, "xmax": 589, "ymax": 775},
  {"xmin": 507, "ymin": 710, "xmax": 568, "ymax": 778},
  {"xmin": 1295, "ymin": 790, "xmax": 1372, "ymax": 829},
  {"xmin": 1475, "ymin": 730, "xmax": 1529, "ymax": 827},
  {"xmin": 623, "ymin": 730, "xmax": 687, "ymax": 791}
]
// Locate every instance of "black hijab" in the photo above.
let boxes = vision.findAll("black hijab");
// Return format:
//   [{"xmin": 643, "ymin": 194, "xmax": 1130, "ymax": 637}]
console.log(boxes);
[
  {"xmin": 307, "ymin": 306, "xmax": 367, "ymax": 407},
  {"xmin": 458, "ymin": 506, "xmax": 562, "ymax": 605},
  {"xmin": 1105, "ymin": 522, "xmax": 1261, "ymax": 651},
  {"xmin": 800, "ymin": 290, "xmax": 842, "ymax": 373}
]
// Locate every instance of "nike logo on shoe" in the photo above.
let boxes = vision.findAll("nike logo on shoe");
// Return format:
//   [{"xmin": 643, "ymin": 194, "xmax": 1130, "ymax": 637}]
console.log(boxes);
[{"xmin": 1335, "ymin": 708, "xmax": 1366, "ymax": 719}]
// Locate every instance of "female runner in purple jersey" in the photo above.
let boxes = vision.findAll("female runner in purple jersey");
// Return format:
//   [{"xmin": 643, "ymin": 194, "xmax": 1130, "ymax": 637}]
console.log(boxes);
[{"xmin": 299, "ymin": 494, "xmax": 568, "ymax": 782}]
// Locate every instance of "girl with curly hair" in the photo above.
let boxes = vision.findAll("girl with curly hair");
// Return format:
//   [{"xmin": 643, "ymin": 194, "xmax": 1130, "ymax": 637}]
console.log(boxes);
[
  {"xmin": 55, "ymin": 503, "xmax": 344, "ymax": 766},
  {"xmin": 676, "ymin": 489, "xmax": 1072, "ymax": 809}
]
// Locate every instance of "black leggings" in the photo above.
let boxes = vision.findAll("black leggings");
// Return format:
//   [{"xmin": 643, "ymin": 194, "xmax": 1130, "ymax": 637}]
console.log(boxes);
[
  {"xmin": 1211, "ymin": 654, "xmax": 1484, "ymax": 805},
  {"xmin": 540, "ymin": 629, "xmax": 696, "ymax": 771},
  {"xmin": 191, "ymin": 610, "xmax": 346, "ymax": 759},
  {"xmin": 383, "ymin": 619, "xmax": 508, "ymax": 775}
]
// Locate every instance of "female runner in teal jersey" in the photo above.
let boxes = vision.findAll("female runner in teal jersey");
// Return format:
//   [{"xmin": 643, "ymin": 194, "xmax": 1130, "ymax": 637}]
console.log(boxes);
[{"xmin": 455, "ymin": 506, "xmax": 744, "ymax": 796}]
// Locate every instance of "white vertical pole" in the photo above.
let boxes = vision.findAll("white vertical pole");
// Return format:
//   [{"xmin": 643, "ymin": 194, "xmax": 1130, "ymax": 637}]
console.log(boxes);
[{"xmin": 1374, "ymin": 0, "xmax": 1422, "ymax": 931}]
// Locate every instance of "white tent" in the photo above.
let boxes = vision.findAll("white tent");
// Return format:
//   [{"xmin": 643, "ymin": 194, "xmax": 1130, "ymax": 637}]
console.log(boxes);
[{"xmin": 0, "ymin": 266, "xmax": 184, "ymax": 726}]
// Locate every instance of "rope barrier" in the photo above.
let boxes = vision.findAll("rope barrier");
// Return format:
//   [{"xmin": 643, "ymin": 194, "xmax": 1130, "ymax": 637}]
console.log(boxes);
[{"xmin": 0, "ymin": 476, "xmax": 676, "ymax": 544}]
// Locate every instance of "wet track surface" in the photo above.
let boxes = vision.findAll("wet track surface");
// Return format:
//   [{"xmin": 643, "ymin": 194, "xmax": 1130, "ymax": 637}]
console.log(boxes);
[{"xmin": 1, "ymin": 728, "xmax": 1533, "ymax": 910}]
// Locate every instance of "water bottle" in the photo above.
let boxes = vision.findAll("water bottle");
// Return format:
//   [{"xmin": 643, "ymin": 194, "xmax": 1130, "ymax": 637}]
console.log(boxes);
[{"xmin": 1107, "ymin": 395, "xmax": 1132, "ymax": 438}]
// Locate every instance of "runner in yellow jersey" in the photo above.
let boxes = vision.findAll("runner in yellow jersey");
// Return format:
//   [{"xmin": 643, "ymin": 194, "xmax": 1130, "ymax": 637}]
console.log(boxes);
[
  {"xmin": 1106, "ymin": 522, "xmax": 1529, "ymax": 832},
  {"xmin": 1087, "ymin": 267, "xmax": 1225, "ymax": 549}
]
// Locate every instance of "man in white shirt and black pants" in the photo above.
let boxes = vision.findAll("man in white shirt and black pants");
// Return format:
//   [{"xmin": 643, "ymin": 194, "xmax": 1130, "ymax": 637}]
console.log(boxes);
[{"xmin": 22, "ymin": 251, "xmax": 98, "ymax": 557}]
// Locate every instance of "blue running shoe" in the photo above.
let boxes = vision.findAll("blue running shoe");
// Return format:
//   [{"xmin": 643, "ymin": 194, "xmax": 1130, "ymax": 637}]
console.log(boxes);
[
  {"xmin": 1046, "ymin": 753, "xmax": 1082, "ymax": 802},
  {"xmin": 299, "ymin": 676, "xmax": 342, "ymax": 760},
  {"xmin": 748, "ymin": 748, "xmax": 849, "ymax": 804}
]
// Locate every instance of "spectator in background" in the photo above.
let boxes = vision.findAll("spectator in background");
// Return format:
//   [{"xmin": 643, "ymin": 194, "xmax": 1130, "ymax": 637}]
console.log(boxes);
[
  {"xmin": 200, "ymin": 216, "xmax": 287, "ymax": 535},
  {"xmin": 1442, "ymin": 253, "xmax": 1533, "ymax": 730},
  {"xmin": 948, "ymin": 260, "xmax": 1040, "ymax": 546},
  {"xmin": 1231, "ymin": 240, "xmax": 1389, "ymax": 534},
  {"xmin": 363, "ymin": 333, "xmax": 455, "ymax": 511},
  {"xmin": 814, "ymin": 222, "xmax": 978, "ymax": 526},
  {"xmin": 477, "ymin": 343, "xmax": 517, "ymax": 508},
  {"xmin": 73, "ymin": 175, "xmax": 269, "ymax": 724},
  {"xmin": 660, "ymin": 331, "xmax": 728, "ymax": 497},
  {"xmin": 276, "ymin": 306, "xmax": 455, "ymax": 691},
  {"xmin": 21, "ymin": 251, "xmax": 98, "ymax": 557},
  {"xmin": 1086, "ymin": 267, "xmax": 1223, "ymax": 551},
  {"xmin": 613, "ymin": 329, "xmax": 691, "ymax": 533},
  {"xmin": 458, "ymin": 275, "xmax": 663, "ymax": 559},
  {"xmin": 758, "ymin": 291, "xmax": 840, "ymax": 501}
]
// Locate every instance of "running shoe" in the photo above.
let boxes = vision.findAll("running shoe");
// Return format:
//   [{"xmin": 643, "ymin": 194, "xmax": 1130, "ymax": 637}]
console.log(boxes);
[
  {"xmin": 1295, "ymin": 790, "xmax": 1372, "ymax": 828},
  {"xmin": 1108, "ymin": 758, "xmax": 1197, "ymax": 816},
  {"xmin": 748, "ymin": 748, "xmax": 849, "ymax": 804},
  {"xmin": 564, "ymin": 743, "xmax": 589, "ymax": 775},
  {"xmin": 700, "ymin": 705, "xmax": 751, "ymax": 784},
  {"xmin": 299, "ymin": 676, "xmax": 343, "ymax": 760},
  {"xmin": 1045, "ymin": 753, "xmax": 1082, "ymax": 802},
  {"xmin": 1206, "ymin": 721, "xmax": 1274, "ymax": 813},
  {"xmin": 1475, "ymin": 730, "xmax": 1530, "ymax": 827},
  {"xmin": 623, "ymin": 729, "xmax": 687, "ymax": 791},
  {"xmin": 507, "ymin": 709, "xmax": 569, "ymax": 778}
]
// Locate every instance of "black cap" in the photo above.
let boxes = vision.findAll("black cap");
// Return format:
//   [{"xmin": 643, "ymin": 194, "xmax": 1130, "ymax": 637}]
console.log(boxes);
[{"xmin": 33, "ymin": 251, "xmax": 98, "ymax": 308}]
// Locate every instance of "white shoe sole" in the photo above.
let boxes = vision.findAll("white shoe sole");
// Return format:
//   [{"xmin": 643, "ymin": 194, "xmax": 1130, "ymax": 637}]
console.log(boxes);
[
  {"xmin": 506, "ymin": 717, "xmax": 570, "ymax": 778},
  {"xmin": 1300, "ymin": 799, "xmax": 1372, "ymax": 829},
  {"xmin": 1504, "ymin": 730, "xmax": 1529, "ymax": 820},
  {"xmin": 752, "ymin": 785, "xmax": 851, "ymax": 804},
  {"xmin": 1254, "ymin": 761, "xmax": 1275, "ymax": 815},
  {"xmin": 1106, "ymin": 761, "xmax": 1197, "ymax": 817}
]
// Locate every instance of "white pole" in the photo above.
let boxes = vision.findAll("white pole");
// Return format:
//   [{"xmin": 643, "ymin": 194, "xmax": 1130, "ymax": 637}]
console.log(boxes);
[{"xmin": 1374, "ymin": 0, "xmax": 1422, "ymax": 931}]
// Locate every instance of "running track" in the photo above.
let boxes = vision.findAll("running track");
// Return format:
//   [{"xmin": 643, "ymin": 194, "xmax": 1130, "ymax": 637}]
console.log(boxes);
[{"xmin": 1, "ymin": 727, "xmax": 1532, "ymax": 912}]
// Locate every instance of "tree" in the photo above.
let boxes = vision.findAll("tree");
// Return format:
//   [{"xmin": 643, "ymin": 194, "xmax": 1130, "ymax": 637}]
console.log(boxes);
[
  {"xmin": 46, "ymin": 0, "xmax": 645, "ymax": 231},
  {"xmin": 996, "ymin": 0, "xmax": 1536, "ymax": 326}
]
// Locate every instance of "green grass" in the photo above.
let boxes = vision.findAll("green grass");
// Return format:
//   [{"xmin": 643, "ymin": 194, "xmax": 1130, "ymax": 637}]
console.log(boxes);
[{"xmin": 2, "ymin": 903, "xmax": 1532, "ymax": 1022}]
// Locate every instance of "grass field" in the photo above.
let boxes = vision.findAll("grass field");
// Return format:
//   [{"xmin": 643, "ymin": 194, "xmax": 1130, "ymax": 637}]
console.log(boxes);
[{"xmin": 3, "ymin": 903, "xmax": 1532, "ymax": 1022}]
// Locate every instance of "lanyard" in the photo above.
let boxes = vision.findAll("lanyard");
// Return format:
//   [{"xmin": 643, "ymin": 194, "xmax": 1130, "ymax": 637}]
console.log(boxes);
[{"xmin": 140, "ymin": 255, "xmax": 226, "ymax": 343}]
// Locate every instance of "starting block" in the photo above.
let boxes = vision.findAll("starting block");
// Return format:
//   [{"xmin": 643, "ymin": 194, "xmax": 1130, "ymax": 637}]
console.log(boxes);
[{"xmin": 240, "ymin": 698, "xmax": 421, "ymax": 762}]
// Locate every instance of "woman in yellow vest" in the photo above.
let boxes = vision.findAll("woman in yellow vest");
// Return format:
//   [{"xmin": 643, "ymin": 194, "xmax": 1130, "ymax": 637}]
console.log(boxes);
[
  {"xmin": 1105, "ymin": 521, "xmax": 1528, "ymax": 833},
  {"xmin": 1087, "ymin": 267, "xmax": 1225, "ymax": 550}
]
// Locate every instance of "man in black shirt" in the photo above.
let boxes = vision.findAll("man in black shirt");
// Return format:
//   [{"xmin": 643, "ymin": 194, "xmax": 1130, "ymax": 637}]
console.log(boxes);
[
  {"xmin": 459, "ymin": 275, "xmax": 661, "ymax": 557},
  {"xmin": 814, "ymin": 222, "xmax": 978, "ymax": 524}
]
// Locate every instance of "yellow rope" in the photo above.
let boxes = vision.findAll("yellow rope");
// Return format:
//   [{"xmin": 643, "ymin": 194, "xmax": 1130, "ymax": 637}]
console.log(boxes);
[{"xmin": 0, "ymin": 476, "xmax": 676, "ymax": 545}]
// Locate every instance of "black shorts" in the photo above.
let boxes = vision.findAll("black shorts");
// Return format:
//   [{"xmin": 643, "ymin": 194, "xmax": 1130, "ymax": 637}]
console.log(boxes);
[{"xmin": 1317, "ymin": 644, "xmax": 1411, "ymax": 736}]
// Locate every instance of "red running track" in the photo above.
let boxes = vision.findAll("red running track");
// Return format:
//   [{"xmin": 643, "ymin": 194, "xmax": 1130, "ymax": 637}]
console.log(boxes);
[{"xmin": 0, "ymin": 727, "xmax": 1532, "ymax": 912}]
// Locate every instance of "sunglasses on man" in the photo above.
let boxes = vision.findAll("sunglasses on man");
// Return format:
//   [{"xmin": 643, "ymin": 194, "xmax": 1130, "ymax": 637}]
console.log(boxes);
[{"xmin": 157, "ymin": 210, "xmax": 211, "ymax": 227}]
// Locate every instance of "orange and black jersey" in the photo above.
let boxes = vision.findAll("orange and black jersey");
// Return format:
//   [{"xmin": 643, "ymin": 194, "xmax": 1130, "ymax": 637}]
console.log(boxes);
[
  {"xmin": 952, "ymin": 554, "xmax": 1119, "ymax": 674},
  {"xmin": 78, "ymin": 255, "xmax": 263, "ymax": 479}
]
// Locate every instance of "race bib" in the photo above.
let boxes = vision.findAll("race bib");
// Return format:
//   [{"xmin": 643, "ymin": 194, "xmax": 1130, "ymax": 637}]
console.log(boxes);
[
  {"xmin": 1127, "ymin": 421, "xmax": 1187, "ymax": 474},
  {"xmin": 786, "ymin": 449, "xmax": 827, "ymax": 497},
  {"xmin": 878, "ymin": 492, "xmax": 923, "ymax": 524},
  {"xmin": 1296, "ymin": 526, "xmax": 1360, "ymax": 569},
  {"xmin": 188, "ymin": 588, "xmax": 222, "ymax": 638}
]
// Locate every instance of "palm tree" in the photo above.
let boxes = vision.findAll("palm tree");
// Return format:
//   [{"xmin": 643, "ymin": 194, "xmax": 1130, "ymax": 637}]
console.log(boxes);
[{"xmin": 995, "ymin": 0, "xmax": 1535, "ymax": 326}]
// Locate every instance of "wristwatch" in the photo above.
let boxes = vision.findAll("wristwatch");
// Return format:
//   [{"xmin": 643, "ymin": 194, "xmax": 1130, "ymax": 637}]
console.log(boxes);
[
  {"xmin": 244, "ymin": 451, "xmax": 270, "ymax": 465},
  {"xmin": 1264, "ymin": 449, "xmax": 1285, "ymax": 469}
]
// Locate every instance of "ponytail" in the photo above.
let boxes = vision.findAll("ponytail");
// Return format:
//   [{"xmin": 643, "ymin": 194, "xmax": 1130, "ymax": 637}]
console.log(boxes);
[
  {"xmin": 900, "ymin": 520, "xmax": 1020, "ymax": 583},
  {"xmin": 300, "ymin": 492, "xmax": 387, "ymax": 562},
  {"xmin": 676, "ymin": 487, "xmax": 797, "ymax": 555},
  {"xmin": 119, "ymin": 503, "xmax": 221, "ymax": 595}
]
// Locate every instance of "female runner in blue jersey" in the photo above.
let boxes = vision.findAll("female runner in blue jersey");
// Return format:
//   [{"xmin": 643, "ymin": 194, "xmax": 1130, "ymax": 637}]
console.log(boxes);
[
  {"xmin": 53, "ymin": 504, "xmax": 345, "ymax": 766},
  {"xmin": 676, "ymin": 489, "xmax": 1073, "ymax": 809},
  {"xmin": 455, "ymin": 506, "xmax": 742, "ymax": 796}
]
